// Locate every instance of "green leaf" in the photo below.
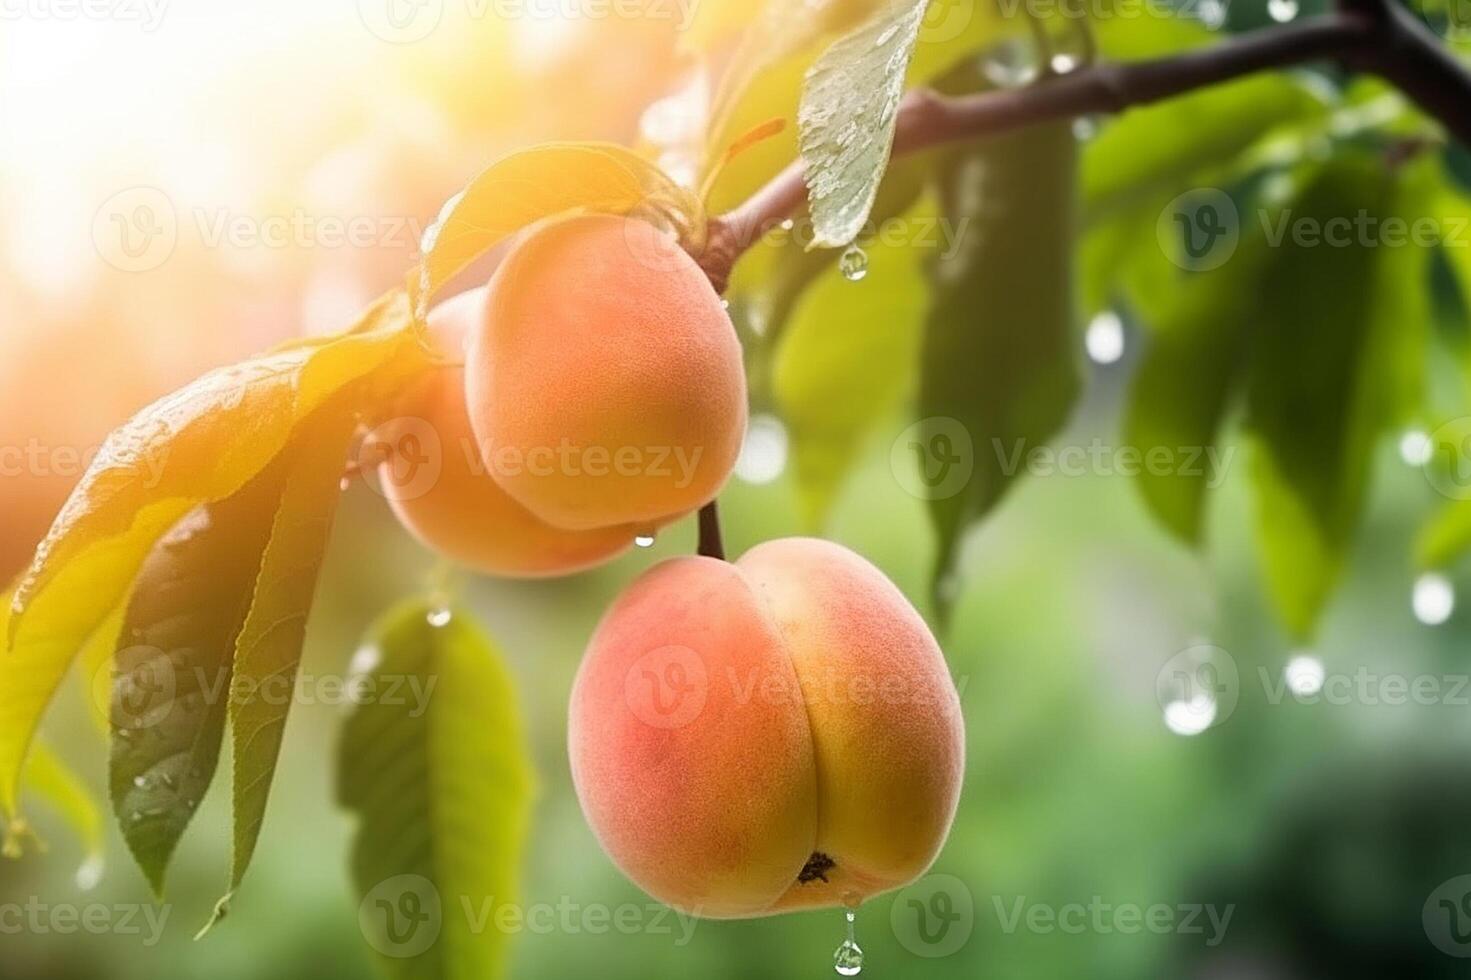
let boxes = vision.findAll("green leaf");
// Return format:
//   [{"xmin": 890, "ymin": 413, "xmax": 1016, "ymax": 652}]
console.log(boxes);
[
  {"xmin": 109, "ymin": 463, "xmax": 287, "ymax": 897},
  {"xmin": 201, "ymin": 404, "xmax": 363, "ymax": 933},
  {"xmin": 1123, "ymin": 213, "xmax": 1270, "ymax": 543},
  {"xmin": 2, "ymin": 740, "xmax": 104, "ymax": 874},
  {"xmin": 338, "ymin": 601, "xmax": 534, "ymax": 980},
  {"xmin": 1084, "ymin": 74, "xmax": 1328, "ymax": 224},
  {"xmin": 773, "ymin": 200, "xmax": 935, "ymax": 525},
  {"xmin": 0, "ymin": 293, "xmax": 420, "ymax": 820},
  {"xmin": 1245, "ymin": 156, "xmax": 1432, "ymax": 639},
  {"xmin": 798, "ymin": 0, "xmax": 929, "ymax": 249},
  {"xmin": 1417, "ymin": 499, "xmax": 1471, "ymax": 570},
  {"xmin": 919, "ymin": 114, "xmax": 1081, "ymax": 604},
  {"xmin": 410, "ymin": 144, "xmax": 699, "ymax": 316}
]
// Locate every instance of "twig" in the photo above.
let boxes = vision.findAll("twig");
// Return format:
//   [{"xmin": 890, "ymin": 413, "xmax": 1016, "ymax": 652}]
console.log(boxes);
[
  {"xmin": 696, "ymin": 3, "xmax": 1471, "ymax": 291},
  {"xmin": 697, "ymin": 501, "xmax": 726, "ymax": 561}
]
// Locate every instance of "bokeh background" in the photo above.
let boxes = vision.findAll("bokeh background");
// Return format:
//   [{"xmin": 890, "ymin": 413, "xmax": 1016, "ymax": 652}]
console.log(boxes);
[{"xmin": 5, "ymin": 1, "xmax": 1471, "ymax": 978}]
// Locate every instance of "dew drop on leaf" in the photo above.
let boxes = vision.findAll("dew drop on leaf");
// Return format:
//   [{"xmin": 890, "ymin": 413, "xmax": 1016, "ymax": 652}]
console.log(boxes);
[
  {"xmin": 427, "ymin": 607, "xmax": 453, "ymax": 628},
  {"xmin": 634, "ymin": 534, "xmax": 656, "ymax": 549},
  {"xmin": 839, "ymin": 244, "xmax": 868, "ymax": 282}
]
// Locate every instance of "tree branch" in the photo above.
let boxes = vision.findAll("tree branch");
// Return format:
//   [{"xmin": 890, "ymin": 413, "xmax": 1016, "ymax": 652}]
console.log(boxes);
[
  {"xmin": 696, "ymin": 4, "xmax": 1471, "ymax": 292},
  {"xmin": 697, "ymin": 500, "xmax": 725, "ymax": 560}
]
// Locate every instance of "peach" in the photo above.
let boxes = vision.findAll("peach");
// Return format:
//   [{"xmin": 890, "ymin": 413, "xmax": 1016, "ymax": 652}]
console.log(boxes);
[
  {"xmin": 568, "ymin": 537, "xmax": 965, "ymax": 918},
  {"xmin": 377, "ymin": 288, "xmax": 634, "ymax": 577},
  {"xmin": 465, "ymin": 214, "xmax": 747, "ymax": 532}
]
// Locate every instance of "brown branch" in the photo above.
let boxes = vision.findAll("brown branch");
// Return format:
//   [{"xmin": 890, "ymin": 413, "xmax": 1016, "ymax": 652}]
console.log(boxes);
[
  {"xmin": 696, "ymin": 3, "xmax": 1471, "ymax": 293},
  {"xmin": 697, "ymin": 500, "xmax": 725, "ymax": 560}
]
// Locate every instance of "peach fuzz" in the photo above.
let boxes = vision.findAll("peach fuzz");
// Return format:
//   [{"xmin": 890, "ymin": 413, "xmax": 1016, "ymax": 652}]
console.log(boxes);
[
  {"xmin": 465, "ymin": 213, "xmax": 747, "ymax": 532},
  {"xmin": 568, "ymin": 537, "xmax": 965, "ymax": 918},
  {"xmin": 378, "ymin": 288, "xmax": 634, "ymax": 577}
]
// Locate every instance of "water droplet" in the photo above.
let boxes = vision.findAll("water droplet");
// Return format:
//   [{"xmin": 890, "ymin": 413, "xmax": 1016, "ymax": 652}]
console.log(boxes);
[
  {"xmin": 736, "ymin": 414, "xmax": 789, "ymax": 485},
  {"xmin": 427, "ymin": 607, "xmax": 453, "ymax": 628},
  {"xmin": 635, "ymin": 534, "xmax": 656, "ymax": 549},
  {"xmin": 1050, "ymin": 53, "xmax": 1079, "ymax": 74},
  {"xmin": 1413, "ymin": 573, "xmax": 1455, "ymax": 625},
  {"xmin": 1072, "ymin": 115, "xmax": 1100, "ymax": 141},
  {"xmin": 1283, "ymin": 653, "xmax": 1325, "ymax": 697},
  {"xmin": 338, "ymin": 476, "xmax": 353, "ymax": 492},
  {"xmin": 1267, "ymin": 0, "xmax": 1298, "ymax": 22},
  {"xmin": 1197, "ymin": 0, "xmax": 1227, "ymax": 29},
  {"xmin": 779, "ymin": 218, "xmax": 795, "ymax": 232},
  {"xmin": 720, "ymin": 299, "xmax": 731, "ymax": 310},
  {"xmin": 1163, "ymin": 694, "xmax": 1217, "ymax": 736},
  {"xmin": 74, "ymin": 855, "xmax": 104, "ymax": 891},
  {"xmin": 839, "ymin": 244, "xmax": 868, "ymax": 282},
  {"xmin": 1085, "ymin": 310, "xmax": 1125, "ymax": 365},
  {"xmin": 834, "ymin": 908, "xmax": 864, "ymax": 976},
  {"xmin": 132, "ymin": 775, "xmax": 150, "ymax": 789},
  {"xmin": 1399, "ymin": 428, "xmax": 1432, "ymax": 467}
]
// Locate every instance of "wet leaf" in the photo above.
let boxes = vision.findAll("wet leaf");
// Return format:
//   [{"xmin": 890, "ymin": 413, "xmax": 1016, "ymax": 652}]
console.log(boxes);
[
  {"xmin": 798, "ymin": 0, "xmax": 929, "ymax": 249},
  {"xmin": 0, "ymin": 291, "xmax": 418, "ymax": 819},
  {"xmin": 109, "ymin": 464, "xmax": 286, "ymax": 896},
  {"xmin": 201, "ymin": 404, "xmax": 363, "ymax": 934}
]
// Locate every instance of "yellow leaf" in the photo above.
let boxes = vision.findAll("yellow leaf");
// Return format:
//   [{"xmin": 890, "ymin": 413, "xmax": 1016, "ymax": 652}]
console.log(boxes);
[
  {"xmin": 409, "ymin": 143, "xmax": 698, "ymax": 316},
  {"xmin": 0, "ymin": 290, "xmax": 420, "ymax": 818}
]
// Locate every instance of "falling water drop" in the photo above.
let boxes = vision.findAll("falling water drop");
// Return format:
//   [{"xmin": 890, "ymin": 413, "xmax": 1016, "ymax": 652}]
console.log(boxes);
[
  {"xmin": 1267, "ymin": 0, "xmax": 1299, "ymax": 22},
  {"xmin": 833, "ymin": 908, "xmax": 864, "ymax": 976},
  {"xmin": 839, "ymin": 244, "xmax": 868, "ymax": 282},
  {"xmin": 75, "ymin": 855, "xmax": 104, "ymax": 892},
  {"xmin": 427, "ymin": 606, "xmax": 453, "ymax": 628},
  {"xmin": 635, "ymin": 534, "xmax": 657, "ymax": 549},
  {"xmin": 339, "ymin": 475, "xmax": 353, "ymax": 492}
]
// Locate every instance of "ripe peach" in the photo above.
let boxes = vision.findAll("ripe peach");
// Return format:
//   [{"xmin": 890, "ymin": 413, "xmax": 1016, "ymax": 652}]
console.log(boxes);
[
  {"xmin": 465, "ymin": 214, "xmax": 746, "ymax": 532},
  {"xmin": 377, "ymin": 288, "xmax": 633, "ymax": 577},
  {"xmin": 568, "ymin": 537, "xmax": 965, "ymax": 918}
]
